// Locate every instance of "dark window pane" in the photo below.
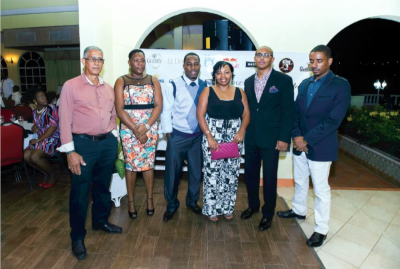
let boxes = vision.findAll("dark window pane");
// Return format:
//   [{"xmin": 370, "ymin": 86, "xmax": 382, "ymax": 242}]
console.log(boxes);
[
  {"xmin": 38, "ymin": 58, "xmax": 45, "ymax": 66},
  {"xmin": 20, "ymin": 77, "xmax": 26, "ymax": 83},
  {"xmin": 26, "ymin": 69, "xmax": 32, "ymax": 76},
  {"xmin": 41, "ymin": 77, "xmax": 46, "ymax": 83},
  {"xmin": 27, "ymin": 77, "xmax": 33, "ymax": 84},
  {"xmin": 19, "ymin": 58, "xmax": 26, "ymax": 66},
  {"xmin": 22, "ymin": 85, "xmax": 27, "ymax": 92},
  {"xmin": 33, "ymin": 69, "xmax": 39, "ymax": 76},
  {"xmin": 26, "ymin": 60, "xmax": 38, "ymax": 68},
  {"xmin": 41, "ymin": 69, "xmax": 46, "ymax": 76},
  {"xmin": 20, "ymin": 69, "xmax": 25, "ymax": 76},
  {"xmin": 32, "ymin": 52, "xmax": 40, "ymax": 61}
]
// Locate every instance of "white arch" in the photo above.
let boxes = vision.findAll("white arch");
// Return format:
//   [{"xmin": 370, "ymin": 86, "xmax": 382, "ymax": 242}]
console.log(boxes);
[{"xmin": 134, "ymin": 7, "xmax": 259, "ymax": 50}]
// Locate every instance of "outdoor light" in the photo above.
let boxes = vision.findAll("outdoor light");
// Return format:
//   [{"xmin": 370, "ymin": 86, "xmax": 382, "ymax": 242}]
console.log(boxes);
[{"xmin": 373, "ymin": 79, "xmax": 387, "ymax": 105}]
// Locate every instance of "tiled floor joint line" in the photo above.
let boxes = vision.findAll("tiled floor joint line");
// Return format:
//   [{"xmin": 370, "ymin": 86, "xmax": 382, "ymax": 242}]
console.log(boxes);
[{"xmin": 335, "ymin": 188, "xmax": 400, "ymax": 249}]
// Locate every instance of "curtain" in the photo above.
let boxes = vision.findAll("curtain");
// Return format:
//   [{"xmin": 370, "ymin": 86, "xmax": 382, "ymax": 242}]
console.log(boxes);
[{"xmin": 44, "ymin": 51, "xmax": 81, "ymax": 93}]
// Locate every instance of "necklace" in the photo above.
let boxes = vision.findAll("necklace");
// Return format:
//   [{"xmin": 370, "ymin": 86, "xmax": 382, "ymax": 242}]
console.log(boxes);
[
  {"xmin": 36, "ymin": 106, "xmax": 47, "ymax": 114},
  {"xmin": 131, "ymin": 74, "xmax": 145, "ymax": 85}
]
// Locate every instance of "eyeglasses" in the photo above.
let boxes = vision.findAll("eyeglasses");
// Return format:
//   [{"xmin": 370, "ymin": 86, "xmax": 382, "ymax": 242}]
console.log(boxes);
[
  {"xmin": 84, "ymin": 57, "xmax": 105, "ymax": 63},
  {"xmin": 255, "ymin": 53, "xmax": 273, "ymax": 58}
]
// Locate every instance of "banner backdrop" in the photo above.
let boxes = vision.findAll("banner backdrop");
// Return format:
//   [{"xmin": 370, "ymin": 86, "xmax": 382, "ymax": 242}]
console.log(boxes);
[{"xmin": 141, "ymin": 49, "xmax": 311, "ymax": 156}]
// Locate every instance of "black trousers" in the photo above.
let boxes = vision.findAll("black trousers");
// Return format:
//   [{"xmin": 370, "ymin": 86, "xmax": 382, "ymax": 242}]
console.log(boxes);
[
  {"xmin": 164, "ymin": 133, "xmax": 202, "ymax": 213},
  {"xmin": 69, "ymin": 134, "xmax": 118, "ymax": 240},
  {"xmin": 244, "ymin": 145, "xmax": 279, "ymax": 218}
]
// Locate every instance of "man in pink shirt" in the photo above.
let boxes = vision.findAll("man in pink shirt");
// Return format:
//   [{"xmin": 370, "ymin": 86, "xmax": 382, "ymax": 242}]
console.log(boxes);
[{"xmin": 58, "ymin": 46, "xmax": 121, "ymax": 261}]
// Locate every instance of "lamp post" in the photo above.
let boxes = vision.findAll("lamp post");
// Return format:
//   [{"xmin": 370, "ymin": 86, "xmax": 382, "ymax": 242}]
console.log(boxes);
[{"xmin": 373, "ymin": 79, "xmax": 387, "ymax": 105}]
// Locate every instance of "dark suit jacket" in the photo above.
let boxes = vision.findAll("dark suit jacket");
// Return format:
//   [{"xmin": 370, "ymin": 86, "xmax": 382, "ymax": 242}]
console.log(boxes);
[
  {"xmin": 293, "ymin": 71, "xmax": 351, "ymax": 161},
  {"xmin": 244, "ymin": 69, "xmax": 295, "ymax": 149}
]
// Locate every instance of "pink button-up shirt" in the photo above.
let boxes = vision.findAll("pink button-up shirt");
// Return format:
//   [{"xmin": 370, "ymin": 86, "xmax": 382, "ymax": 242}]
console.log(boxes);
[{"xmin": 57, "ymin": 73, "xmax": 117, "ymax": 152}]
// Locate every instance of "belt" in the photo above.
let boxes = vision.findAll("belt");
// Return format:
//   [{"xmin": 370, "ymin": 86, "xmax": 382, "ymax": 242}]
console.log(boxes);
[
  {"xmin": 73, "ymin": 131, "xmax": 112, "ymax": 141},
  {"xmin": 124, "ymin": 104, "xmax": 154, "ymax": 110}
]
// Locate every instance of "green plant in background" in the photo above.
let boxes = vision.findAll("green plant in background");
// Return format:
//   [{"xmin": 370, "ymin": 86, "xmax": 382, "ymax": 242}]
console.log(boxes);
[
  {"xmin": 341, "ymin": 105, "xmax": 400, "ymax": 158},
  {"xmin": 115, "ymin": 141, "xmax": 125, "ymax": 178}
]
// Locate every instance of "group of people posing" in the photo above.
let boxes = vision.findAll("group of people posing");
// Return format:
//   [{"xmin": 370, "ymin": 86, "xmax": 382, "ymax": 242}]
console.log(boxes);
[{"xmin": 55, "ymin": 44, "xmax": 350, "ymax": 261}]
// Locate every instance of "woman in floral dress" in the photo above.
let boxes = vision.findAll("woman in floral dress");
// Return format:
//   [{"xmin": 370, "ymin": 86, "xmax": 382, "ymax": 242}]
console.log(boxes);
[
  {"xmin": 24, "ymin": 89, "xmax": 61, "ymax": 188},
  {"xmin": 114, "ymin": 49, "xmax": 162, "ymax": 218}
]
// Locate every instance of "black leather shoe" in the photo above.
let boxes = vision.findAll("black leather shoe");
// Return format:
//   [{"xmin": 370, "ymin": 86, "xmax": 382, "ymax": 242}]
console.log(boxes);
[
  {"xmin": 72, "ymin": 240, "xmax": 87, "ymax": 260},
  {"xmin": 187, "ymin": 204, "xmax": 202, "ymax": 215},
  {"xmin": 240, "ymin": 207, "xmax": 259, "ymax": 219},
  {"xmin": 277, "ymin": 209, "xmax": 306, "ymax": 219},
  {"xmin": 163, "ymin": 210, "xmax": 175, "ymax": 221},
  {"xmin": 259, "ymin": 217, "xmax": 273, "ymax": 231},
  {"xmin": 306, "ymin": 232, "xmax": 327, "ymax": 247},
  {"xmin": 92, "ymin": 222, "xmax": 122, "ymax": 233}
]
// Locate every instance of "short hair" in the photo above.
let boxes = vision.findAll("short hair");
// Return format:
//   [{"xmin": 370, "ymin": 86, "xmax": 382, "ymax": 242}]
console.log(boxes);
[
  {"xmin": 13, "ymin": 85, "xmax": 20, "ymax": 92},
  {"xmin": 211, "ymin": 61, "xmax": 235, "ymax": 81},
  {"xmin": 257, "ymin": 46, "xmax": 274, "ymax": 57},
  {"xmin": 310, "ymin": 45, "xmax": 332, "ymax": 59},
  {"xmin": 83, "ymin": 46, "xmax": 103, "ymax": 58},
  {"xmin": 128, "ymin": 49, "xmax": 145, "ymax": 59},
  {"xmin": 184, "ymin": 52, "xmax": 200, "ymax": 64},
  {"xmin": 46, "ymin": 91, "xmax": 57, "ymax": 103}
]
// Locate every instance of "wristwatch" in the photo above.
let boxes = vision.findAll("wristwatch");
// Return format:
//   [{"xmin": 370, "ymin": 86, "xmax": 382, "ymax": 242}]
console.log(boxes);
[{"xmin": 145, "ymin": 123, "xmax": 151, "ymax": 130}]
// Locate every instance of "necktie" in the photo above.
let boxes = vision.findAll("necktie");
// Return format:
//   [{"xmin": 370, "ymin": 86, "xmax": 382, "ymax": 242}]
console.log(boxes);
[{"xmin": 190, "ymin": 82, "xmax": 196, "ymax": 87}]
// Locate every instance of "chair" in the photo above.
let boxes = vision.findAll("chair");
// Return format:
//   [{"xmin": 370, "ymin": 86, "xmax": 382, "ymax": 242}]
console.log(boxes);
[
  {"xmin": 32, "ymin": 151, "xmax": 69, "ymax": 185},
  {"xmin": 13, "ymin": 105, "xmax": 32, "ymax": 121},
  {"xmin": 1, "ymin": 123, "xmax": 33, "ymax": 190},
  {"xmin": 1, "ymin": 108, "xmax": 14, "ymax": 122}
]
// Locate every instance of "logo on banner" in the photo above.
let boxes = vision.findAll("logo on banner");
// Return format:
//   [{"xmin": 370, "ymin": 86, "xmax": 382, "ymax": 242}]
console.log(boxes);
[
  {"xmin": 246, "ymin": 61, "xmax": 256, "ymax": 68},
  {"xmin": 279, "ymin": 58, "xmax": 294, "ymax": 73},
  {"xmin": 148, "ymin": 53, "xmax": 162, "ymax": 69},
  {"xmin": 204, "ymin": 55, "xmax": 214, "ymax": 68},
  {"xmin": 300, "ymin": 63, "xmax": 311, "ymax": 72},
  {"xmin": 153, "ymin": 74, "xmax": 164, "ymax": 83},
  {"xmin": 222, "ymin": 57, "xmax": 239, "ymax": 68},
  {"xmin": 167, "ymin": 58, "xmax": 183, "ymax": 64}
]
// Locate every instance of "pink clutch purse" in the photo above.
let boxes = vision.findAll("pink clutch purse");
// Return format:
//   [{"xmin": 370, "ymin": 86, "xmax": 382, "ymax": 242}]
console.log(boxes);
[{"xmin": 211, "ymin": 142, "xmax": 239, "ymax": 160}]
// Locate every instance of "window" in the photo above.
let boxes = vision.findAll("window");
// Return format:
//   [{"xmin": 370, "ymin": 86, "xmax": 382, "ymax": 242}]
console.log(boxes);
[
  {"xmin": 1, "ymin": 56, "xmax": 8, "ymax": 76},
  {"xmin": 18, "ymin": 52, "xmax": 46, "ymax": 93}
]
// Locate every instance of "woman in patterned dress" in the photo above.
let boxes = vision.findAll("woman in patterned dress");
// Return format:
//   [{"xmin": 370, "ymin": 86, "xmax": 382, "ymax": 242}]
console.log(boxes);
[
  {"xmin": 114, "ymin": 49, "xmax": 162, "ymax": 218},
  {"xmin": 24, "ymin": 89, "xmax": 61, "ymax": 188},
  {"xmin": 197, "ymin": 61, "xmax": 250, "ymax": 222}
]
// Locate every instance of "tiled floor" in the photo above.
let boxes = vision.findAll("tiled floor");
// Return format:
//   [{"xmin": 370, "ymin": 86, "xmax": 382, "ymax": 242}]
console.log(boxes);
[{"xmin": 278, "ymin": 187, "xmax": 400, "ymax": 269}]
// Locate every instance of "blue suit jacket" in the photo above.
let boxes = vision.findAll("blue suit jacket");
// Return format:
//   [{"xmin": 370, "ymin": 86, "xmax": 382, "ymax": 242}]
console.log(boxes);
[{"xmin": 293, "ymin": 71, "xmax": 351, "ymax": 161}]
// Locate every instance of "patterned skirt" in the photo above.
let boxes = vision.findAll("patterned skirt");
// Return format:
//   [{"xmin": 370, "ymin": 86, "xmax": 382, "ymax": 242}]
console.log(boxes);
[
  {"xmin": 120, "ymin": 108, "xmax": 158, "ymax": 172},
  {"xmin": 202, "ymin": 116, "xmax": 243, "ymax": 216}
]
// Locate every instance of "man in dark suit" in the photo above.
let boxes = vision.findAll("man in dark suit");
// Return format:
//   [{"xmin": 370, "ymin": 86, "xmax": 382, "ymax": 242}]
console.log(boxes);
[
  {"xmin": 277, "ymin": 45, "xmax": 351, "ymax": 247},
  {"xmin": 241, "ymin": 46, "xmax": 295, "ymax": 231}
]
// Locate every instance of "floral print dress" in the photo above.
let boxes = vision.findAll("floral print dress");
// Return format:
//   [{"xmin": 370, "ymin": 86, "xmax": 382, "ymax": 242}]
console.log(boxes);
[
  {"xmin": 120, "ymin": 75, "xmax": 158, "ymax": 171},
  {"xmin": 28, "ymin": 104, "xmax": 60, "ymax": 156}
]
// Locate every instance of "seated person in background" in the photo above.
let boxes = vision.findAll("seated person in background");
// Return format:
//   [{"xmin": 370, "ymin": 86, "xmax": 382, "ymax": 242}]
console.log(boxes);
[
  {"xmin": 46, "ymin": 91, "xmax": 57, "ymax": 105},
  {"xmin": 20, "ymin": 95, "xmax": 30, "ymax": 106},
  {"xmin": 24, "ymin": 89, "xmax": 61, "ymax": 189},
  {"xmin": 11, "ymin": 85, "xmax": 22, "ymax": 106}
]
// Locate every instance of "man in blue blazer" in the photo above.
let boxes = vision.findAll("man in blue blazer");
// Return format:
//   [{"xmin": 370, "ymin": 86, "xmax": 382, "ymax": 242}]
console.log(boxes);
[
  {"xmin": 277, "ymin": 45, "xmax": 351, "ymax": 247},
  {"xmin": 241, "ymin": 46, "xmax": 295, "ymax": 231}
]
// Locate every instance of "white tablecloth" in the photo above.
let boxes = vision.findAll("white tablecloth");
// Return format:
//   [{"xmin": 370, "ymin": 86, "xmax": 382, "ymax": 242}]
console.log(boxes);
[{"xmin": 24, "ymin": 133, "xmax": 38, "ymax": 149}]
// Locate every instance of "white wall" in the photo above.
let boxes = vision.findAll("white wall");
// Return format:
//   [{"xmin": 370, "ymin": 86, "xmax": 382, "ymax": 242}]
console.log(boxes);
[{"xmin": 78, "ymin": 0, "xmax": 400, "ymax": 181}]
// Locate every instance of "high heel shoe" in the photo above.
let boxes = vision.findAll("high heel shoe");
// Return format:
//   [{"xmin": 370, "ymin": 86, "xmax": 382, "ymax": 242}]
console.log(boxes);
[
  {"xmin": 38, "ymin": 182, "xmax": 47, "ymax": 187},
  {"xmin": 128, "ymin": 200, "xmax": 137, "ymax": 219},
  {"xmin": 147, "ymin": 197, "xmax": 155, "ymax": 216}
]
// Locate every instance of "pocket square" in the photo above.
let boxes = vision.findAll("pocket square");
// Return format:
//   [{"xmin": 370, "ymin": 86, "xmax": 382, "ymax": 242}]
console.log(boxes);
[{"xmin": 269, "ymin": 86, "xmax": 279, "ymax": 93}]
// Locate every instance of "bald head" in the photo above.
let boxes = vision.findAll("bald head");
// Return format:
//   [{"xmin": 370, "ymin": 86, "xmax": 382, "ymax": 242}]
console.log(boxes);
[{"xmin": 257, "ymin": 46, "xmax": 274, "ymax": 56}]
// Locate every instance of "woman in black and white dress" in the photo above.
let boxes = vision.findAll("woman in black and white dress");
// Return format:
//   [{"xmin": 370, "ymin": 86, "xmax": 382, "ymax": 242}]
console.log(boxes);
[{"xmin": 196, "ymin": 61, "xmax": 250, "ymax": 222}]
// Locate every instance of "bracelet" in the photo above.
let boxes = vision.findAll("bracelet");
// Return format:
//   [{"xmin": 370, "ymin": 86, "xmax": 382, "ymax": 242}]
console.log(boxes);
[
  {"xmin": 205, "ymin": 130, "xmax": 210, "ymax": 135},
  {"xmin": 145, "ymin": 123, "xmax": 151, "ymax": 130},
  {"xmin": 66, "ymin": 150, "xmax": 75, "ymax": 155}
]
